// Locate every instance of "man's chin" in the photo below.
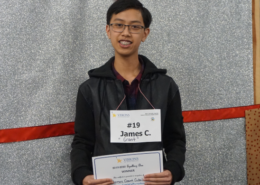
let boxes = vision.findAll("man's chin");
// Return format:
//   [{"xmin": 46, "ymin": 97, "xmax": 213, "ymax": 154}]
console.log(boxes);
[{"xmin": 115, "ymin": 51, "xmax": 138, "ymax": 58}]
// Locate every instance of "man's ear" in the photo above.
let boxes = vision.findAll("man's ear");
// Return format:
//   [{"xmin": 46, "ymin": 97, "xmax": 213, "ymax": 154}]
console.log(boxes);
[
  {"xmin": 106, "ymin": 25, "xmax": 111, "ymax": 39},
  {"xmin": 141, "ymin": 28, "xmax": 150, "ymax": 42}
]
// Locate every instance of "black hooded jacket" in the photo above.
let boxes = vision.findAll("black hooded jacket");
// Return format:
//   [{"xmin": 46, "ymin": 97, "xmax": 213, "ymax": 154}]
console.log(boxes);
[{"xmin": 70, "ymin": 55, "xmax": 186, "ymax": 185}]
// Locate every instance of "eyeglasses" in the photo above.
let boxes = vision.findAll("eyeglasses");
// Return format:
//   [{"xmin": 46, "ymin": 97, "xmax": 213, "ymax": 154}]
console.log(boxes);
[{"xmin": 109, "ymin": 23, "xmax": 145, "ymax": 34}]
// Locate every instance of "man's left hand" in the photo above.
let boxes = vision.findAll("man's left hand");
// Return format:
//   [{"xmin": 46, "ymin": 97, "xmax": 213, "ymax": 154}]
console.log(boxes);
[{"xmin": 143, "ymin": 170, "xmax": 172, "ymax": 185}]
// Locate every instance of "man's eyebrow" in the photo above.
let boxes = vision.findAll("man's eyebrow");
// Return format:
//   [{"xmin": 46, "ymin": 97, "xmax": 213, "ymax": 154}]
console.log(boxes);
[
  {"xmin": 113, "ymin": 18, "xmax": 124, "ymax": 22},
  {"xmin": 113, "ymin": 18, "xmax": 142, "ymax": 24},
  {"xmin": 130, "ymin": 20, "xmax": 142, "ymax": 24}
]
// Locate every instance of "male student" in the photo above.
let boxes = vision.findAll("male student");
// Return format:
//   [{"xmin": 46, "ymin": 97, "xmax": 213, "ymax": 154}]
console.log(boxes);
[{"xmin": 70, "ymin": 0, "xmax": 186, "ymax": 184}]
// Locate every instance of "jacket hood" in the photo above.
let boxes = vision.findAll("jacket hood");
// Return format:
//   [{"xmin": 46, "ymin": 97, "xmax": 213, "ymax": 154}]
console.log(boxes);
[{"xmin": 88, "ymin": 55, "xmax": 167, "ymax": 79}]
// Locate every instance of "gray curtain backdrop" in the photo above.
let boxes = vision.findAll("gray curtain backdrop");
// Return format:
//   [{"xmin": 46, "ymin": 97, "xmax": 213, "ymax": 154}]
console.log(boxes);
[{"xmin": 0, "ymin": 0, "xmax": 253, "ymax": 184}]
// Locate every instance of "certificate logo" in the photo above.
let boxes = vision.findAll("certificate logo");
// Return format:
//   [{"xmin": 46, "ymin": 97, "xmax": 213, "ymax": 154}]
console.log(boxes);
[
  {"xmin": 117, "ymin": 158, "xmax": 122, "ymax": 163},
  {"xmin": 151, "ymin": 117, "xmax": 155, "ymax": 121},
  {"xmin": 113, "ymin": 113, "xmax": 116, "ymax": 117}
]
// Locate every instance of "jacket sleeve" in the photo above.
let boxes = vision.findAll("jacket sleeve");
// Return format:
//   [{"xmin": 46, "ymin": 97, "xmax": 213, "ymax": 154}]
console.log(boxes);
[
  {"xmin": 163, "ymin": 88, "xmax": 186, "ymax": 184},
  {"xmin": 70, "ymin": 86, "xmax": 95, "ymax": 185}
]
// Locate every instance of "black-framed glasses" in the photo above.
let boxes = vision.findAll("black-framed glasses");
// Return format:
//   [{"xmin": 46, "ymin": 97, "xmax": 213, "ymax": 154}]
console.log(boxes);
[{"xmin": 109, "ymin": 23, "xmax": 145, "ymax": 34}]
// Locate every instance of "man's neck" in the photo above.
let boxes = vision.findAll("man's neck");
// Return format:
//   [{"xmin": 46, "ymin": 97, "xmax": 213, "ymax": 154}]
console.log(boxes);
[{"xmin": 114, "ymin": 54, "xmax": 141, "ymax": 84}]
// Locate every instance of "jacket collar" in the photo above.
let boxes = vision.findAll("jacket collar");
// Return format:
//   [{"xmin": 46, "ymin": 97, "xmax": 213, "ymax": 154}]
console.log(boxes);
[{"xmin": 88, "ymin": 55, "xmax": 167, "ymax": 79}]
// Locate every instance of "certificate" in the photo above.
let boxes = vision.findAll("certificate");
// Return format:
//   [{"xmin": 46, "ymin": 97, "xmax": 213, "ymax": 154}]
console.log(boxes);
[{"xmin": 92, "ymin": 151, "xmax": 163, "ymax": 185}]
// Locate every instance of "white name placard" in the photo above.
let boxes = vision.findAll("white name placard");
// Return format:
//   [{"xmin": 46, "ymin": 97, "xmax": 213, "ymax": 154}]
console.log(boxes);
[
  {"xmin": 92, "ymin": 151, "xmax": 163, "ymax": 185},
  {"xmin": 110, "ymin": 109, "xmax": 161, "ymax": 143}
]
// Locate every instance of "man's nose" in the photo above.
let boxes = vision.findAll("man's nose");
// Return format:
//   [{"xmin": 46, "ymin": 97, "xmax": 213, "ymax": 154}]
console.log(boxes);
[{"xmin": 122, "ymin": 25, "xmax": 131, "ymax": 35}]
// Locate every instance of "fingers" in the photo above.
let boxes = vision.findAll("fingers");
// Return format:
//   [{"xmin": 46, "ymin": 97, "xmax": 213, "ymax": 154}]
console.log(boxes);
[
  {"xmin": 144, "ymin": 177, "xmax": 171, "ymax": 182},
  {"xmin": 83, "ymin": 175, "xmax": 113, "ymax": 185},
  {"xmin": 143, "ymin": 176, "xmax": 172, "ymax": 185},
  {"xmin": 144, "ymin": 181, "xmax": 171, "ymax": 185},
  {"xmin": 96, "ymin": 181, "xmax": 114, "ymax": 185},
  {"xmin": 89, "ymin": 178, "xmax": 113, "ymax": 185},
  {"xmin": 83, "ymin": 180, "xmax": 113, "ymax": 185},
  {"xmin": 143, "ymin": 170, "xmax": 172, "ymax": 185},
  {"xmin": 144, "ymin": 170, "xmax": 171, "ymax": 178}
]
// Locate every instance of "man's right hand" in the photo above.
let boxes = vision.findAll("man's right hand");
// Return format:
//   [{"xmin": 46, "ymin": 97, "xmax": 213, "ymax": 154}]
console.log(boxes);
[{"xmin": 82, "ymin": 175, "xmax": 113, "ymax": 185}]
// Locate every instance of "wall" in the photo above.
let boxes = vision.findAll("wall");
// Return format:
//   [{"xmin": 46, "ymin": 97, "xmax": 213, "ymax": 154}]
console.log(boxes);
[{"xmin": 0, "ymin": 0, "xmax": 253, "ymax": 184}]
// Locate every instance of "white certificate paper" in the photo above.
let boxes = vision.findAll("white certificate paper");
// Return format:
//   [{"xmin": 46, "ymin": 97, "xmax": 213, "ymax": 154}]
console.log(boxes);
[{"xmin": 92, "ymin": 151, "xmax": 163, "ymax": 185}]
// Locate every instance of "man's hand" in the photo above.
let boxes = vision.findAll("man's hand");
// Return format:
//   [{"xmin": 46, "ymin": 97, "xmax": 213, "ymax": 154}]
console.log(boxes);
[
  {"xmin": 82, "ymin": 175, "xmax": 113, "ymax": 185},
  {"xmin": 143, "ymin": 170, "xmax": 173, "ymax": 185}
]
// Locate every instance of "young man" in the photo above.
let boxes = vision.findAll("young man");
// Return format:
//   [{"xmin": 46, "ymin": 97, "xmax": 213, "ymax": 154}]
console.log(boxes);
[{"xmin": 70, "ymin": 0, "xmax": 186, "ymax": 184}]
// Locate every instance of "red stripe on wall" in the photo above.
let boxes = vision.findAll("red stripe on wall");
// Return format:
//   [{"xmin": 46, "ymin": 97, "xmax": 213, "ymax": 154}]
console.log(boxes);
[
  {"xmin": 183, "ymin": 104, "xmax": 260, "ymax": 123},
  {"xmin": 0, "ymin": 122, "xmax": 75, "ymax": 143},
  {"xmin": 0, "ymin": 105, "xmax": 260, "ymax": 143}
]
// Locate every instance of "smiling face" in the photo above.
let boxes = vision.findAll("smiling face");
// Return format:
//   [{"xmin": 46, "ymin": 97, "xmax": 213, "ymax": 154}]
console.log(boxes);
[{"xmin": 106, "ymin": 9, "xmax": 150, "ymax": 58}]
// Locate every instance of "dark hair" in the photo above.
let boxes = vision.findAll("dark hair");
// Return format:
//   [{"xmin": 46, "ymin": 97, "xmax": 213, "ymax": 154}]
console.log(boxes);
[{"xmin": 106, "ymin": 0, "xmax": 152, "ymax": 28}]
